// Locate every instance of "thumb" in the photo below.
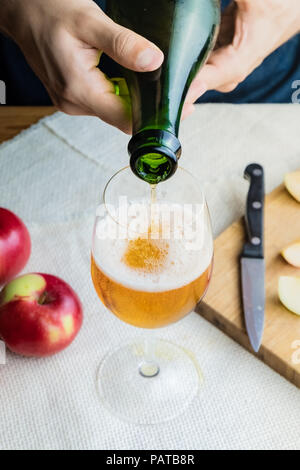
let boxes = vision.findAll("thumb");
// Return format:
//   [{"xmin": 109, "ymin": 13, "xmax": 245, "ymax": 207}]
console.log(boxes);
[{"xmin": 80, "ymin": 9, "xmax": 164, "ymax": 72}]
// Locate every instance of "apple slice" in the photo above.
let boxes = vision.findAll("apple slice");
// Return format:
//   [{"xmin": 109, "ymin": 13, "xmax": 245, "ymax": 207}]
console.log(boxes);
[
  {"xmin": 284, "ymin": 171, "xmax": 300, "ymax": 202},
  {"xmin": 278, "ymin": 276, "xmax": 300, "ymax": 316},
  {"xmin": 281, "ymin": 240, "xmax": 300, "ymax": 267}
]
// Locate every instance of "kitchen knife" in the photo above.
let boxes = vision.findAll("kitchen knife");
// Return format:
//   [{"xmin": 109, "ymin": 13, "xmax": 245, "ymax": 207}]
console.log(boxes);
[{"xmin": 241, "ymin": 163, "xmax": 265, "ymax": 353}]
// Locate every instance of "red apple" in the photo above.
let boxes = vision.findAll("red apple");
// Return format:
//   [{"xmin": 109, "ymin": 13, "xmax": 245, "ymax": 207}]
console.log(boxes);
[
  {"xmin": 0, "ymin": 208, "xmax": 31, "ymax": 285},
  {"xmin": 0, "ymin": 273, "xmax": 83, "ymax": 357}
]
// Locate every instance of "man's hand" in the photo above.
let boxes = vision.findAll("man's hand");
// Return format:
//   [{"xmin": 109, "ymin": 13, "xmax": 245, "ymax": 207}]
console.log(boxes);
[
  {"xmin": 0, "ymin": 0, "xmax": 164, "ymax": 133},
  {"xmin": 185, "ymin": 0, "xmax": 300, "ymax": 107}
]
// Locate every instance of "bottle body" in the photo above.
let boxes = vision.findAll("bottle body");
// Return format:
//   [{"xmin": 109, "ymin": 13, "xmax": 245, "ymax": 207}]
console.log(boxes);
[{"xmin": 107, "ymin": 0, "xmax": 220, "ymax": 183}]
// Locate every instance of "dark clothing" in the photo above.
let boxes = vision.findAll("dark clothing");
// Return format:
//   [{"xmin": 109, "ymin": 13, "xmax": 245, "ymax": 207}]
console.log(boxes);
[
  {"xmin": 0, "ymin": 0, "xmax": 299, "ymax": 105},
  {"xmin": 197, "ymin": 34, "xmax": 300, "ymax": 104}
]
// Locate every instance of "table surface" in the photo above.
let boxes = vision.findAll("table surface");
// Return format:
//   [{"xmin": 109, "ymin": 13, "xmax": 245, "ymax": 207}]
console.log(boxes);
[
  {"xmin": 0, "ymin": 107, "xmax": 55, "ymax": 143},
  {"xmin": 1, "ymin": 104, "xmax": 300, "ymax": 450}
]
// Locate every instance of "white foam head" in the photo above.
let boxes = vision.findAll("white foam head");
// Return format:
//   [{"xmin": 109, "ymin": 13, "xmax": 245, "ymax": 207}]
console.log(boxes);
[{"xmin": 93, "ymin": 199, "xmax": 213, "ymax": 292}]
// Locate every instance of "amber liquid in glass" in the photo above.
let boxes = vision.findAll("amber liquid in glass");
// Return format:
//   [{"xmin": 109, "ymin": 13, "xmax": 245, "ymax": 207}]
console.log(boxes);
[{"xmin": 91, "ymin": 255, "xmax": 212, "ymax": 329}]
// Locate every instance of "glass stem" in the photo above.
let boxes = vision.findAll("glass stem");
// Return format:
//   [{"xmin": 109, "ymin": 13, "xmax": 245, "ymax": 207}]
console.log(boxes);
[{"xmin": 139, "ymin": 336, "xmax": 160, "ymax": 378}]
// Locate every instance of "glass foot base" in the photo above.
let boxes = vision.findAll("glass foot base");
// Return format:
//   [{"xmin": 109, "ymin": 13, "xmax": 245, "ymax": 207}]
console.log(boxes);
[{"xmin": 97, "ymin": 339, "xmax": 201, "ymax": 425}]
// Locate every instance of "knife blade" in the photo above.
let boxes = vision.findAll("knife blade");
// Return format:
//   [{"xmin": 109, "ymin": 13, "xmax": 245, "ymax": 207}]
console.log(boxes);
[{"xmin": 241, "ymin": 163, "xmax": 265, "ymax": 353}]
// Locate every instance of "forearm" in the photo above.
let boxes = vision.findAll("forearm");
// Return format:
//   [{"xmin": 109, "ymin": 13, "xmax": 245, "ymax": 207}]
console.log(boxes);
[
  {"xmin": 0, "ymin": 0, "xmax": 18, "ymax": 37},
  {"xmin": 277, "ymin": 1, "xmax": 300, "ymax": 42},
  {"xmin": 292, "ymin": 3, "xmax": 300, "ymax": 36}
]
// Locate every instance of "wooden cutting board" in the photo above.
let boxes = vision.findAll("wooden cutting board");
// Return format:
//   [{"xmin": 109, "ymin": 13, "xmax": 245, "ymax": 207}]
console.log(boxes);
[{"xmin": 197, "ymin": 182, "xmax": 300, "ymax": 388}]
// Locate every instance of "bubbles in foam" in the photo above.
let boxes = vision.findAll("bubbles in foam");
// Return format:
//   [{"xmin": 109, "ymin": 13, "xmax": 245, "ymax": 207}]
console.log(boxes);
[{"xmin": 93, "ymin": 200, "xmax": 213, "ymax": 292}]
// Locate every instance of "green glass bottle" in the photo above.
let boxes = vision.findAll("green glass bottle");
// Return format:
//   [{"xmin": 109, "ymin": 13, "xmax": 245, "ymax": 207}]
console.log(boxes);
[{"xmin": 107, "ymin": 0, "xmax": 220, "ymax": 184}]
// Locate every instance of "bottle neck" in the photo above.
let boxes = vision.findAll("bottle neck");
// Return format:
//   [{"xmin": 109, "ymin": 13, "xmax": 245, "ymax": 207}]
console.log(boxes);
[{"xmin": 128, "ymin": 130, "xmax": 182, "ymax": 184}]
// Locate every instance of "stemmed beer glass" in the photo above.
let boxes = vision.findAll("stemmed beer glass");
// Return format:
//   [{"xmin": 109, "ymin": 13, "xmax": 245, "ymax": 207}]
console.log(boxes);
[{"xmin": 91, "ymin": 167, "xmax": 213, "ymax": 424}]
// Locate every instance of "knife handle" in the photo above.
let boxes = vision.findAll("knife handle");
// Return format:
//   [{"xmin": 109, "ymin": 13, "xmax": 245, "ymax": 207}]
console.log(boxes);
[{"xmin": 242, "ymin": 163, "xmax": 265, "ymax": 259}]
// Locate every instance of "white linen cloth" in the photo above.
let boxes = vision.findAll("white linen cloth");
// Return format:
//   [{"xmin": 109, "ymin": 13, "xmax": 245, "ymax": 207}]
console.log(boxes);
[{"xmin": 0, "ymin": 104, "xmax": 300, "ymax": 450}]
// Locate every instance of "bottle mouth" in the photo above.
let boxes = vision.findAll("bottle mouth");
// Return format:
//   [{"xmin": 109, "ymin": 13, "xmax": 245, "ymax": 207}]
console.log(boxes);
[
  {"xmin": 130, "ymin": 148, "xmax": 178, "ymax": 184},
  {"xmin": 128, "ymin": 130, "xmax": 181, "ymax": 184}
]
